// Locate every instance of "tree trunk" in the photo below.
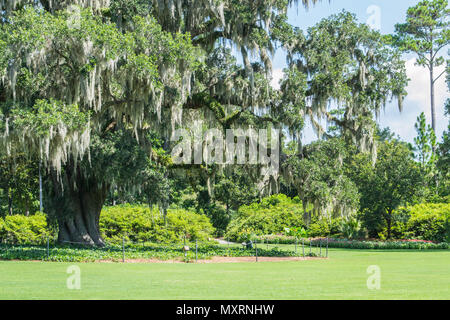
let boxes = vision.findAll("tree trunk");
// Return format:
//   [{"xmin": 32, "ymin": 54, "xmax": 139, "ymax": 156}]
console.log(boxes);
[
  {"xmin": 56, "ymin": 188, "xmax": 108, "ymax": 246},
  {"xmin": 49, "ymin": 167, "xmax": 108, "ymax": 247},
  {"xmin": 386, "ymin": 210, "xmax": 392, "ymax": 240},
  {"xmin": 226, "ymin": 199, "xmax": 230, "ymax": 217},
  {"xmin": 8, "ymin": 193, "xmax": 12, "ymax": 216},
  {"xmin": 430, "ymin": 63, "xmax": 436, "ymax": 135}
]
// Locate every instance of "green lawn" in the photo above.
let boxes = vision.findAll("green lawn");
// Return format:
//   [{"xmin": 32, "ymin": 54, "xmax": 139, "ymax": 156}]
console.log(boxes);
[{"xmin": 0, "ymin": 249, "xmax": 449, "ymax": 299}]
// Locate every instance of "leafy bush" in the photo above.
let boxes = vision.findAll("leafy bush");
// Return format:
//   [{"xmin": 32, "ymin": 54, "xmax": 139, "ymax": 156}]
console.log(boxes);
[
  {"xmin": 307, "ymin": 218, "xmax": 343, "ymax": 238},
  {"xmin": 0, "ymin": 213, "xmax": 52, "ymax": 244},
  {"xmin": 0, "ymin": 206, "xmax": 215, "ymax": 245},
  {"xmin": 339, "ymin": 217, "xmax": 365, "ymax": 239},
  {"xmin": 284, "ymin": 226, "xmax": 309, "ymax": 238},
  {"xmin": 100, "ymin": 205, "xmax": 215, "ymax": 243},
  {"xmin": 225, "ymin": 194, "xmax": 305, "ymax": 242},
  {"xmin": 200, "ymin": 203, "xmax": 232, "ymax": 237},
  {"xmin": 394, "ymin": 203, "xmax": 450, "ymax": 243}
]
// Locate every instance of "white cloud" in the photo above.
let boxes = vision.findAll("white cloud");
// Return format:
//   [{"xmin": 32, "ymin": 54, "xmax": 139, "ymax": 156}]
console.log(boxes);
[
  {"xmin": 379, "ymin": 58, "xmax": 449, "ymax": 143},
  {"xmin": 405, "ymin": 58, "xmax": 447, "ymax": 115},
  {"xmin": 276, "ymin": 58, "xmax": 449, "ymax": 144},
  {"xmin": 271, "ymin": 68, "xmax": 284, "ymax": 90}
]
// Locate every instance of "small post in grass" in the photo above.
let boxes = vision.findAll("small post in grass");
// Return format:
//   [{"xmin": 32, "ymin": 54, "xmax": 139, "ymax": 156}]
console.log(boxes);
[
  {"xmin": 326, "ymin": 238, "xmax": 329, "ymax": 258},
  {"xmin": 46, "ymin": 236, "xmax": 50, "ymax": 260},
  {"xmin": 195, "ymin": 240, "xmax": 198, "ymax": 263},
  {"xmin": 255, "ymin": 240, "xmax": 258, "ymax": 262},
  {"xmin": 309, "ymin": 239, "xmax": 312, "ymax": 255},
  {"xmin": 302, "ymin": 239, "xmax": 305, "ymax": 257},
  {"xmin": 122, "ymin": 237, "xmax": 125, "ymax": 263},
  {"xmin": 320, "ymin": 239, "xmax": 322, "ymax": 257}
]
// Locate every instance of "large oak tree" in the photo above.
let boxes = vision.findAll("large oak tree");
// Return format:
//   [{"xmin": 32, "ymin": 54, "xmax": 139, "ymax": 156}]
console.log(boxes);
[{"xmin": 0, "ymin": 1, "xmax": 410, "ymax": 245}]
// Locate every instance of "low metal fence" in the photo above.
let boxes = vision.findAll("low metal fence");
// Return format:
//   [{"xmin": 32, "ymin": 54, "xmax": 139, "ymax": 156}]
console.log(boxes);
[{"xmin": 0, "ymin": 236, "xmax": 329, "ymax": 263}]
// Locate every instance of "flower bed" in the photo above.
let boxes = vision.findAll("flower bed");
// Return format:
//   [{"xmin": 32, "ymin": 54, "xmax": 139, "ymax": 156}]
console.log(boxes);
[
  {"xmin": 252, "ymin": 235, "xmax": 449, "ymax": 250},
  {"xmin": 313, "ymin": 238, "xmax": 448, "ymax": 250}
]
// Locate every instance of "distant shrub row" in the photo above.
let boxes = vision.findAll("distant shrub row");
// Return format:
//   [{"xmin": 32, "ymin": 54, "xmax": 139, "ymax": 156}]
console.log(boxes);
[
  {"xmin": 391, "ymin": 203, "xmax": 450, "ymax": 243},
  {"xmin": 248, "ymin": 236, "xmax": 448, "ymax": 250},
  {"xmin": 0, "ymin": 213, "xmax": 51, "ymax": 245},
  {"xmin": 1, "ymin": 200, "xmax": 448, "ymax": 246},
  {"xmin": 0, "ymin": 205, "xmax": 216, "ymax": 245},
  {"xmin": 100, "ymin": 205, "xmax": 215, "ymax": 243},
  {"xmin": 224, "ymin": 194, "xmax": 306, "ymax": 242},
  {"xmin": 225, "ymin": 195, "xmax": 449, "ymax": 244}
]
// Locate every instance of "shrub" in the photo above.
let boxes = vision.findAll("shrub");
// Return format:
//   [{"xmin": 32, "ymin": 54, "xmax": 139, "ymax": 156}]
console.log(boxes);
[
  {"xmin": 225, "ymin": 194, "xmax": 305, "ymax": 242},
  {"xmin": 307, "ymin": 218, "xmax": 343, "ymax": 238},
  {"xmin": 0, "ymin": 212, "xmax": 52, "ymax": 244},
  {"xmin": 201, "ymin": 203, "xmax": 232, "ymax": 237},
  {"xmin": 394, "ymin": 203, "xmax": 450, "ymax": 243},
  {"xmin": 99, "ymin": 205, "xmax": 215, "ymax": 243},
  {"xmin": 339, "ymin": 217, "xmax": 364, "ymax": 239}
]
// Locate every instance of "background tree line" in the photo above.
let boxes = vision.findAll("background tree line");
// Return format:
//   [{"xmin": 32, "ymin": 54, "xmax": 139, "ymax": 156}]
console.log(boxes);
[{"xmin": 0, "ymin": 0, "xmax": 448, "ymax": 243}]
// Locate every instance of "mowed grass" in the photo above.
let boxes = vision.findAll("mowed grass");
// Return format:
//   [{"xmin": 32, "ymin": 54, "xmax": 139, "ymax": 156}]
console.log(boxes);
[{"xmin": 0, "ymin": 249, "xmax": 448, "ymax": 300}]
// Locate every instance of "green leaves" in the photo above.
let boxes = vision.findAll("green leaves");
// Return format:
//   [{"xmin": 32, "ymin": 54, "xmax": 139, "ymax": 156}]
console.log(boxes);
[
  {"xmin": 0, "ymin": 213, "xmax": 51, "ymax": 245},
  {"xmin": 100, "ymin": 205, "xmax": 215, "ymax": 243},
  {"xmin": 394, "ymin": 0, "xmax": 449, "ymax": 134},
  {"xmin": 225, "ymin": 194, "xmax": 305, "ymax": 242},
  {"xmin": 394, "ymin": 0, "xmax": 449, "ymax": 67},
  {"xmin": 0, "ymin": 6, "xmax": 199, "ymax": 174},
  {"xmin": 12, "ymin": 99, "xmax": 89, "ymax": 137},
  {"xmin": 339, "ymin": 217, "xmax": 362, "ymax": 239},
  {"xmin": 394, "ymin": 202, "xmax": 450, "ymax": 242},
  {"xmin": 283, "ymin": 138, "xmax": 360, "ymax": 221},
  {"xmin": 3, "ymin": 99, "xmax": 91, "ymax": 172},
  {"xmin": 349, "ymin": 141, "xmax": 425, "ymax": 238},
  {"xmin": 282, "ymin": 11, "xmax": 408, "ymax": 155},
  {"xmin": 414, "ymin": 112, "xmax": 437, "ymax": 171}
]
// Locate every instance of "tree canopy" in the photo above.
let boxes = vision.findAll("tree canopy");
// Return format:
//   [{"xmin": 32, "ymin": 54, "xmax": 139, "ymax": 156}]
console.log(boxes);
[
  {"xmin": 394, "ymin": 0, "xmax": 449, "ymax": 133},
  {"xmin": 1, "ymin": 0, "xmax": 435, "ymax": 245}
]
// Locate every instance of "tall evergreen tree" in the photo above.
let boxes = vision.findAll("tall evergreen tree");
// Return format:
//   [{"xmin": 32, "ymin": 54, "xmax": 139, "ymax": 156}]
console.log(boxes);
[{"xmin": 394, "ymin": 0, "xmax": 449, "ymax": 133}]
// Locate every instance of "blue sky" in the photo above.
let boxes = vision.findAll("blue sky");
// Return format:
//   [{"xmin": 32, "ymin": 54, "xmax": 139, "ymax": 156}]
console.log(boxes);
[{"xmin": 269, "ymin": 0, "xmax": 449, "ymax": 144}]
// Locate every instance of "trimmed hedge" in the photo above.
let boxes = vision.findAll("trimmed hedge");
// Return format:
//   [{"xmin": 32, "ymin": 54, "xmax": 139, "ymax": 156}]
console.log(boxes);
[
  {"xmin": 0, "ymin": 213, "xmax": 51, "ymax": 245},
  {"xmin": 0, "ymin": 206, "xmax": 216, "ymax": 245},
  {"xmin": 393, "ymin": 203, "xmax": 450, "ymax": 243},
  {"xmin": 225, "ymin": 195, "xmax": 449, "ymax": 243},
  {"xmin": 2, "ymin": 202, "xmax": 447, "ymax": 246},
  {"xmin": 100, "ymin": 205, "xmax": 215, "ymax": 243},
  {"xmin": 252, "ymin": 235, "xmax": 449, "ymax": 250}
]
